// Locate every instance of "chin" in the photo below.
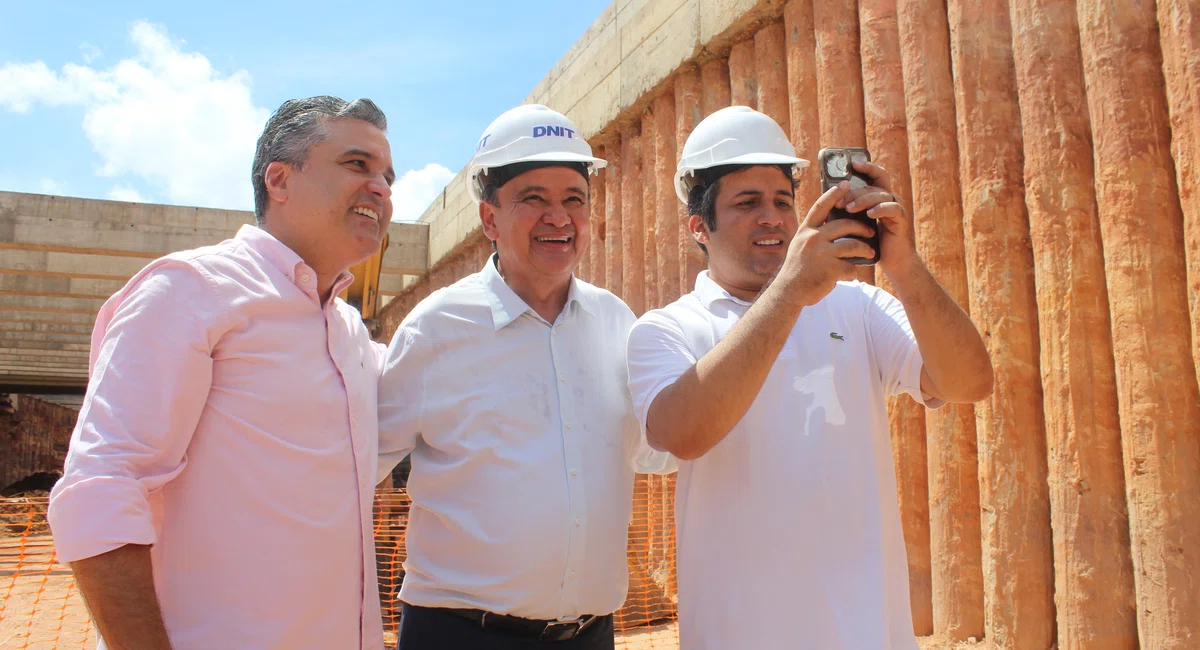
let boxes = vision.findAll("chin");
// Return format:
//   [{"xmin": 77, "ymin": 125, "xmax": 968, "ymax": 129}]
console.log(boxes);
[
  {"xmin": 352, "ymin": 232, "xmax": 383, "ymax": 253},
  {"xmin": 350, "ymin": 246, "xmax": 380, "ymax": 266},
  {"xmin": 532, "ymin": 250, "xmax": 580, "ymax": 272},
  {"xmin": 750, "ymin": 258, "xmax": 784, "ymax": 276}
]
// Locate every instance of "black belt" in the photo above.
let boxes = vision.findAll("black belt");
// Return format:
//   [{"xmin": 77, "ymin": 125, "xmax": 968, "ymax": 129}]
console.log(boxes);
[{"xmin": 443, "ymin": 607, "xmax": 601, "ymax": 642}]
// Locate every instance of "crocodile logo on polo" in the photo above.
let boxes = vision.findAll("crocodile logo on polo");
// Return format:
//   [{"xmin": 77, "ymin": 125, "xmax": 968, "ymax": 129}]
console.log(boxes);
[{"xmin": 830, "ymin": 332, "xmax": 845, "ymax": 341}]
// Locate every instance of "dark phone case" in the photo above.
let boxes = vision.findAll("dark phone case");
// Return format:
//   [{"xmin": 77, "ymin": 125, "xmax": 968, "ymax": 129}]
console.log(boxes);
[{"xmin": 817, "ymin": 147, "xmax": 880, "ymax": 266}]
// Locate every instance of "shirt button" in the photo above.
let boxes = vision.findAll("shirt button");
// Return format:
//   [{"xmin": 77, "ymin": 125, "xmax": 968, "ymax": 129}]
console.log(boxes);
[
  {"xmin": 559, "ymin": 374, "xmax": 566, "ymax": 382},
  {"xmin": 301, "ymin": 274, "xmax": 311, "ymax": 283},
  {"xmin": 575, "ymin": 518, "xmax": 581, "ymax": 526},
  {"xmin": 571, "ymin": 469, "xmax": 578, "ymax": 476},
  {"xmin": 565, "ymin": 423, "xmax": 572, "ymax": 430}
]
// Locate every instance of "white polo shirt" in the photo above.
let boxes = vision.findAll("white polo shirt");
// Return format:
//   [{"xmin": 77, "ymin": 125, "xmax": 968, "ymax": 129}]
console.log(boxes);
[
  {"xmin": 627, "ymin": 271, "xmax": 941, "ymax": 650},
  {"xmin": 377, "ymin": 254, "xmax": 673, "ymax": 622}
]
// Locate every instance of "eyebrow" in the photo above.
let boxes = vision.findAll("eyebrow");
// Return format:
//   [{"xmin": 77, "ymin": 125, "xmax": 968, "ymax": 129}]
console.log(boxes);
[
  {"xmin": 514, "ymin": 185, "xmax": 588, "ymax": 198},
  {"xmin": 731, "ymin": 188, "xmax": 795, "ymax": 200},
  {"xmin": 343, "ymin": 149, "xmax": 396, "ymax": 185}
]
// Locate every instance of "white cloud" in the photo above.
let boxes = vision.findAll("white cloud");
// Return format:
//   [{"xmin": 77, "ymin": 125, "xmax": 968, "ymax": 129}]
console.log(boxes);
[
  {"xmin": 37, "ymin": 178, "xmax": 68, "ymax": 194},
  {"xmin": 392, "ymin": 163, "xmax": 455, "ymax": 222},
  {"xmin": 0, "ymin": 21, "xmax": 269, "ymax": 210},
  {"xmin": 107, "ymin": 185, "xmax": 146, "ymax": 203}
]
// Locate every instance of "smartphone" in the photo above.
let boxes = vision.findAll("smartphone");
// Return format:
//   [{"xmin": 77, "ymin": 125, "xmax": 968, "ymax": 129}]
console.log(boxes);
[{"xmin": 817, "ymin": 147, "xmax": 880, "ymax": 266}]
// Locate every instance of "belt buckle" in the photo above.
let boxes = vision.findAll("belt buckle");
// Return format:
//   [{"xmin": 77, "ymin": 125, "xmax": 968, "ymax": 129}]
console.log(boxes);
[{"xmin": 539, "ymin": 615, "xmax": 595, "ymax": 643}]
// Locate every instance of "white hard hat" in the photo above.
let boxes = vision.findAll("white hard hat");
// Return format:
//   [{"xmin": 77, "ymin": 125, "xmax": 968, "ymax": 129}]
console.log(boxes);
[
  {"xmin": 674, "ymin": 105, "xmax": 808, "ymax": 203},
  {"xmin": 467, "ymin": 104, "xmax": 607, "ymax": 203}
]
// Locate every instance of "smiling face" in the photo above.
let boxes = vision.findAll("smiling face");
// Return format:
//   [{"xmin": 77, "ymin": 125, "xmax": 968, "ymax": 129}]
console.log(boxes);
[
  {"xmin": 479, "ymin": 164, "xmax": 590, "ymax": 295},
  {"xmin": 263, "ymin": 118, "xmax": 395, "ymax": 276},
  {"xmin": 692, "ymin": 165, "xmax": 797, "ymax": 299}
]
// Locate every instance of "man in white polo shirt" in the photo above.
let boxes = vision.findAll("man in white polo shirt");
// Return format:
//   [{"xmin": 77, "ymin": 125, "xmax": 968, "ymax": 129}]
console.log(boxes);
[
  {"xmin": 377, "ymin": 104, "xmax": 672, "ymax": 650},
  {"xmin": 626, "ymin": 106, "xmax": 994, "ymax": 649}
]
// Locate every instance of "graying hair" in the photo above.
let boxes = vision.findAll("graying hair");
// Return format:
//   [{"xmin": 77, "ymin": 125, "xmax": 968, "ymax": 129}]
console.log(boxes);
[{"xmin": 251, "ymin": 96, "xmax": 388, "ymax": 222}]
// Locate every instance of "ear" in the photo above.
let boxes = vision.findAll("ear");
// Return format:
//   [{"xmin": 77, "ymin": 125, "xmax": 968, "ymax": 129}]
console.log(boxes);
[
  {"xmin": 264, "ymin": 161, "xmax": 292, "ymax": 206},
  {"xmin": 479, "ymin": 201, "xmax": 500, "ymax": 244},
  {"xmin": 689, "ymin": 213, "xmax": 710, "ymax": 247}
]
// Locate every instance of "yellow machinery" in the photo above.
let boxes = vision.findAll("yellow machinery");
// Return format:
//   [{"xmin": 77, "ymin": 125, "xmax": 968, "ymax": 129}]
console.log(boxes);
[{"xmin": 339, "ymin": 233, "xmax": 388, "ymax": 333}]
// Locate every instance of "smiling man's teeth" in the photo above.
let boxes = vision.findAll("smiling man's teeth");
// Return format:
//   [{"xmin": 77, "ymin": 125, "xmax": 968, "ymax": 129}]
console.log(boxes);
[
  {"xmin": 353, "ymin": 206, "xmax": 379, "ymax": 221},
  {"xmin": 756, "ymin": 239, "xmax": 782, "ymax": 246},
  {"xmin": 536, "ymin": 236, "xmax": 571, "ymax": 242}
]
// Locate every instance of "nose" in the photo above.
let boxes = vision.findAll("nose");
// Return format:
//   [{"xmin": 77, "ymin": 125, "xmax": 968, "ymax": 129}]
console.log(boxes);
[
  {"xmin": 757, "ymin": 205, "xmax": 784, "ymax": 228},
  {"xmin": 367, "ymin": 174, "xmax": 392, "ymax": 200},
  {"xmin": 543, "ymin": 203, "xmax": 571, "ymax": 228}
]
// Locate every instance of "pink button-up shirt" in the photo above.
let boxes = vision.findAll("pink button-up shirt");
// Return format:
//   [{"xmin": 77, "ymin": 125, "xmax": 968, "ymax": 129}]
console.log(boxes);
[{"xmin": 48, "ymin": 225, "xmax": 384, "ymax": 650}]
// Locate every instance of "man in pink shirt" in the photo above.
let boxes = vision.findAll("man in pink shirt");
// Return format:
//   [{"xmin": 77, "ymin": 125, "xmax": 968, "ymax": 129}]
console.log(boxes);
[{"xmin": 47, "ymin": 95, "xmax": 396, "ymax": 650}]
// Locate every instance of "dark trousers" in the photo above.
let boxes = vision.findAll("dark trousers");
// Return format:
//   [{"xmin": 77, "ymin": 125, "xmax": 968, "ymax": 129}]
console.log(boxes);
[{"xmin": 396, "ymin": 603, "xmax": 615, "ymax": 650}]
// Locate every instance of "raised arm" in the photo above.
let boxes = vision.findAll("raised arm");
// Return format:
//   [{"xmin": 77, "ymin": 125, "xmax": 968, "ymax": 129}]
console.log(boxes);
[
  {"xmin": 842, "ymin": 159, "xmax": 993, "ymax": 403},
  {"xmin": 641, "ymin": 181, "xmax": 875, "ymax": 459}
]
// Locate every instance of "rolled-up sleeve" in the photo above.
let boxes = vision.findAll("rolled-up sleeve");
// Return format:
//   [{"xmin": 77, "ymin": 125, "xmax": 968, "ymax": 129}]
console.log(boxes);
[
  {"xmin": 48, "ymin": 259, "xmax": 223, "ymax": 563},
  {"xmin": 865, "ymin": 285, "xmax": 946, "ymax": 410}
]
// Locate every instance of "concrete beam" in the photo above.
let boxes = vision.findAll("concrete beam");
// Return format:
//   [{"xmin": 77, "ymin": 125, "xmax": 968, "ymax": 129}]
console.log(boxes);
[
  {"xmin": 0, "ymin": 357, "xmax": 87, "ymax": 368},
  {"xmin": 378, "ymin": 273, "xmax": 408, "ymax": 297},
  {"xmin": 0, "ymin": 368, "xmax": 88, "ymax": 380},
  {"xmin": 0, "ymin": 313, "xmax": 99, "ymax": 327},
  {"xmin": 0, "ymin": 322, "xmax": 93, "ymax": 335},
  {"xmin": 381, "ymin": 222, "xmax": 430, "ymax": 275},
  {"xmin": 0, "ymin": 340, "xmax": 90, "ymax": 353},
  {"xmin": 0, "ymin": 274, "xmax": 124, "ymax": 300},
  {"xmin": 0, "ymin": 249, "xmax": 150, "ymax": 280},
  {"xmin": 1, "ymin": 191, "xmax": 429, "ymax": 272},
  {"xmin": 0, "ymin": 331, "xmax": 92, "ymax": 344},
  {"xmin": 0, "ymin": 372, "xmax": 87, "ymax": 382},
  {"xmin": 0, "ymin": 349, "xmax": 85, "ymax": 361},
  {"xmin": 1, "ymin": 191, "xmax": 249, "ymax": 257},
  {"xmin": 0, "ymin": 294, "xmax": 104, "ymax": 315},
  {"xmin": 0, "ymin": 356, "xmax": 86, "ymax": 370},
  {"xmin": 0, "ymin": 369, "xmax": 86, "ymax": 380}
]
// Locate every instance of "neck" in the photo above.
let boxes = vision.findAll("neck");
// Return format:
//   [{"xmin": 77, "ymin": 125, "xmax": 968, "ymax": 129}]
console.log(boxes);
[
  {"xmin": 496, "ymin": 257, "xmax": 572, "ymax": 323},
  {"xmin": 707, "ymin": 268, "xmax": 766, "ymax": 303},
  {"xmin": 260, "ymin": 220, "xmax": 344, "ymax": 304}
]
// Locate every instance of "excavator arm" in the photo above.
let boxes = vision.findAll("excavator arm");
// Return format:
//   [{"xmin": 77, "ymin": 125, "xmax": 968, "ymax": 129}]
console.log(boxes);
[{"xmin": 340, "ymin": 233, "xmax": 388, "ymax": 334}]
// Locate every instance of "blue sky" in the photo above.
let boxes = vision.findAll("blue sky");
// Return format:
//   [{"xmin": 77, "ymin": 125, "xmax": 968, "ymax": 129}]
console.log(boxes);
[{"xmin": 0, "ymin": 1, "xmax": 610, "ymax": 220}]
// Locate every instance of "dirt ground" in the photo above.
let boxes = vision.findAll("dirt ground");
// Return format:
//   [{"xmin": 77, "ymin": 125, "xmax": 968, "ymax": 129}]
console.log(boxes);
[
  {"xmin": 0, "ymin": 534, "xmax": 97, "ymax": 650},
  {"xmin": 616, "ymin": 622, "xmax": 680, "ymax": 649},
  {"xmin": 2, "ymin": 535, "xmax": 973, "ymax": 650},
  {"xmin": 2, "ymin": 534, "xmax": 681, "ymax": 650}
]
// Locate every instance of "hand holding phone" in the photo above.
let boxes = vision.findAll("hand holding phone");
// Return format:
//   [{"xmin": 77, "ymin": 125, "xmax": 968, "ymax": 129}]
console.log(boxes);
[{"xmin": 817, "ymin": 147, "xmax": 880, "ymax": 266}]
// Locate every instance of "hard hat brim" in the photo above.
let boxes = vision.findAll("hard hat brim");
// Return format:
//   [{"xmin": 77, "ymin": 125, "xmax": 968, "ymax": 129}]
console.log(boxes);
[
  {"xmin": 468, "ymin": 152, "xmax": 608, "ymax": 203},
  {"xmin": 674, "ymin": 154, "xmax": 810, "ymax": 203}
]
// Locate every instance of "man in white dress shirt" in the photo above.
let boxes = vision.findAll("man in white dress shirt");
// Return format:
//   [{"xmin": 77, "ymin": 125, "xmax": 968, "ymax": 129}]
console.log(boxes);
[
  {"xmin": 625, "ymin": 106, "xmax": 994, "ymax": 649},
  {"xmin": 377, "ymin": 104, "xmax": 672, "ymax": 650}
]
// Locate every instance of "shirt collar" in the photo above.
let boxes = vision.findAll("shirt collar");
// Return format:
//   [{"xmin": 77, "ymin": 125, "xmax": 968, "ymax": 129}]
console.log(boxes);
[
  {"xmin": 480, "ymin": 253, "xmax": 594, "ymax": 330},
  {"xmin": 235, "ymin": 224, "xmax": 355, "ymax": 298},
  {"xmin": 693, "ymin": 270, "xmax": 753, "ymax": 309}
]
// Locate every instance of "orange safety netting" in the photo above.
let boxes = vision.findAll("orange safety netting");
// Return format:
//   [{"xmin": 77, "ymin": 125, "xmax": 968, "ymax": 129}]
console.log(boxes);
[{"xmin": 1, "ymin": 477, "xmax": 680, "ymax": 649}]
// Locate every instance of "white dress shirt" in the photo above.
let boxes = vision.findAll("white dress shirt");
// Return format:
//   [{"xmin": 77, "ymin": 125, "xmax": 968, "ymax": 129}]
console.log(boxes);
[
  {"xmin": 626, "ymin": 271, "xmax": 942, "ymax": 650},
  {"xmin": 377, "ymin": 254, "xmax": 672, "ymax": 622}
]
